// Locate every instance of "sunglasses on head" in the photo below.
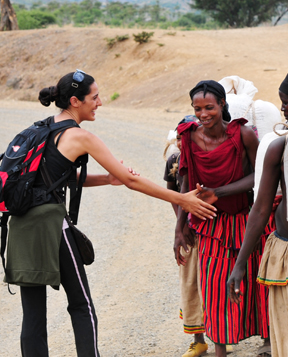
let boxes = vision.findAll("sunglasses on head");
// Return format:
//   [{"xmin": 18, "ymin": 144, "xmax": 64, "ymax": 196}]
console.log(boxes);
[{"xmin": 71, "ymin": 69, "xmax": 86, "ymax": 88}]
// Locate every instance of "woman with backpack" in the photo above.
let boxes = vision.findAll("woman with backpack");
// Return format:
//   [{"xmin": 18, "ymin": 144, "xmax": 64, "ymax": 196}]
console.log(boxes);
[{"xmin": 4, "ymin": 70, "xmax": 217, "ymax": 357}]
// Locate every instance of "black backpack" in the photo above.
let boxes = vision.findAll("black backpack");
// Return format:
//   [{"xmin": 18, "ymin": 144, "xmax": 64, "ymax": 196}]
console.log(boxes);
[{"xmin": 0, "ymin": 117, "xmax": 88, "ymax": 285}]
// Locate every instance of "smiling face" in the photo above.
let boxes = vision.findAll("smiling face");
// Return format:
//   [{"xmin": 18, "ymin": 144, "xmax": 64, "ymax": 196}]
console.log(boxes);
[
  {"xmin": 176, "ymin": 132, "xmax": 182, "ymax": 151},
  {"xmin": 279, "ymin": 90, "xmax": 288, "ymax": 121},
  {"xmin": 78, "ymin": 81, "xmax": 102, "ymax": 122},
  {"xmin": 192, "ymin": 91, "xmax": 224, "ymax": 127}
]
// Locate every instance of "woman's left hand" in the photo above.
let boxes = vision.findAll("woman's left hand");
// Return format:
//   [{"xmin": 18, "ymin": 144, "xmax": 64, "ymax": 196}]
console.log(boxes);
[{"xmin": 196, "ymin": 183, "xmax": 218, "ymax": 205}]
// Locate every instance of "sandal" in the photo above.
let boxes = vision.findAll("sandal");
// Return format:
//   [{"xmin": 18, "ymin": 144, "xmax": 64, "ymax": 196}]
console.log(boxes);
[{"xmin": 257, "ymin": 344, "xmax": 271, "ymax": 356}]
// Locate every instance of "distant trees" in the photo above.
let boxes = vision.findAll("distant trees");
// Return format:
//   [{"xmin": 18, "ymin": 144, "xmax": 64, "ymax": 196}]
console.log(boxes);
[
  {"xmin": 104, "ymin": 1, "xmax": 138, "ymax": 27},
  {"xmin": 0, "ymin": 0, "xmax": 19, "ymax": 30},
  {"xmin": 9, "ymin": 0, "xmax": 215, "ymax": 29},
  {"xmin": 274, "ymin": 2, "xmax": 288, "ymax": 25},
  {"xmin": 191, "ymin": 0, "xmax": 284, "ymax": 27},
  {"xmin": 16, "ymin": 9, "xmax": 56, "ymax": 29},
  {"xmin": 4, "ymin": 0, "xmax": 287, "ymax": 31}
]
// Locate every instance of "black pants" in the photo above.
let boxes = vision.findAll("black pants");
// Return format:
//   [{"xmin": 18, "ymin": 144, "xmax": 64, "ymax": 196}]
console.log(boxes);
[{"xmin": 20, "ymin": 220, "xmax": 100, "ymax": 357}]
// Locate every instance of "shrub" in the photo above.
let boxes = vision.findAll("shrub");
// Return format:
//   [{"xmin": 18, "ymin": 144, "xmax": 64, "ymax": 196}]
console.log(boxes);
[
  {"xmin": 166, "ymin": 31, "xmax": 176, "ymax": 36},
  {"xmin": 133, "ymin": 31, "xmax": 154, "ymax": 44},
  {"xmin": 105, "ymin": 37, "xmax": 116, "ymax": 49},
  {"xmin": 105, "ymin": 34, "xmax": 129, "ymax": 49},
  {"xmin": 111, "ymin": 92, "xmax": 120, "ymax": 101},
  {"xmin": 17, "ymin": 10, "xmax": 56, "ymax": 29},
  {"xmin": 116, "ymin": 34, "xmax": 129, "ymax": 41},
  {"xmin": 175, "ymin": 13, "xmax": 207, "ymax": 29}
]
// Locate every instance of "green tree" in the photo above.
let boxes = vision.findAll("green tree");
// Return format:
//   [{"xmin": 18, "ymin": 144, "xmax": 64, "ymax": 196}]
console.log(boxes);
[
  {"xmin": 104, "ymin": 1, "xmax": 138, "ymax": 25},
  {"xmin": 80, "ymin": 0, "xmax": 101, "ymax": 11},
  {"xmin": 74, "ymin": 9, "xmax": 101, "ymax": 25},
  {"xmin": 273, "ymin": 1, "xmax": 288, "ymax": 25},
  {"xmin": 176, "ymin": 12, "xmax": 206, "ymax": 28},
  {"xmin": 17, "ymin": 9, "xmax": 56, "ymax": 29},
  {"xmin": 73, "ymin": 0, "xmax": 102, "ymax": 25},
  {"xmin": 0, "ymin": 0, "xmax": 19, "ymax": 30},
  {"xmin": 46, "ymin": 1, "xmax": 60, "ymax": 12},
  {"xmin": 150, "ymin": 0, "xmax": 160, "ymax": 22},
  {"xmin": 191, "ymin": 0, "xmax": 281, "ymax": 27},
  {"xmin": 30, "ymin": 1, "xmax": 43, "ymax": 10},
  {"xmin": 53, "ymin": 2, "xmax": 79, "ymax": 25}
]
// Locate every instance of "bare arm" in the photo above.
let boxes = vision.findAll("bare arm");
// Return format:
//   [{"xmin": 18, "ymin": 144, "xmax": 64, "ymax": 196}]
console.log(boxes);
[
  {"xmin": 174, "ymin": 175, "xmax": 203, "ymax": 265},
  {"xmin": 82, "ymin": 173, "xmax": 114, "ymax": 187},
  {"xmin": 83, "ymin": 166, "xmax": 139, "ymax": 187},
  {"xmin": 198, "ymin": 125, "xmax": 259, "ymax": 201},
  {"xmin": 227, "ymin": 137, "xmax": 284, "ymax": 303},
  {"xmin": 166, "ymin": 181, "xmax": 179, "ymax": 216},
  {"xmin": 58, "ymin": 128, "xmax": 217, "ymax": 217}
]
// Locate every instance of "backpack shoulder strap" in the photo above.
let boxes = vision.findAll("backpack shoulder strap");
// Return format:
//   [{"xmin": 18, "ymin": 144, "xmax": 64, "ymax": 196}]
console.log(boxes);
[
  {"xmin": 0, "ymin": 213, "xmax": 9, "ymax": 271},
  {"xmin": 34, "ymin": 118, "xmax": 80, "ymax": 132},
  {"xmin": 0, "ymin": 213, "xmax": 15, "ymax": 294},
  {"xmin": 38, "ymin": 118, "xmax": 87, "ymax": 225},
  {"xmin": 68, "ymin": 154, "xmax": 88, "ymax": 225}
]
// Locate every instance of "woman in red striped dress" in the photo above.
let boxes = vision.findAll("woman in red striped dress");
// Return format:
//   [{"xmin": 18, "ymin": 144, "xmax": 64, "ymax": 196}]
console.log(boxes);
[{"xmin": 174, "ymin": 80, "xmax": 273, "ymax": 357}]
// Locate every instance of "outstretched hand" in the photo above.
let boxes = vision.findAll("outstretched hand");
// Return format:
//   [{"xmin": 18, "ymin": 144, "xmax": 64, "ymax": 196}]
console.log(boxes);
[
  {"xmin": 182, "ymin": 188, "xmax": 217, "ymax": 219},
  {"xmin": 196, "ymin": 183, "xmax": 218, "ymax": 205},
  {"xmin": 227, "ymin": 266, "xmax": 245, "ymax": 304},
  {"xmin": 108, "ymin": 160, "xmax": 140, "ymax": 185}
]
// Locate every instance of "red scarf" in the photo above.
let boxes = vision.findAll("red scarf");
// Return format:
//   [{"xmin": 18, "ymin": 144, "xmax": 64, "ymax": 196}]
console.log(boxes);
[{"xmin": 178, "ymin": 119, "xmax": 249, "ymax": 223}]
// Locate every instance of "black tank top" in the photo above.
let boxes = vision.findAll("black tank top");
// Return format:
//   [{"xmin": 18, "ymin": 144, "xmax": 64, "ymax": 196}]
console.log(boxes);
[{"xmin": 33, "ymin": 116, "xmax": 75, "ymax": 204}]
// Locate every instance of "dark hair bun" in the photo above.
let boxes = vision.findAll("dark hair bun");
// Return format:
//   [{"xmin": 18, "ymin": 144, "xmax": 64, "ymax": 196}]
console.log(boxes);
[{"xmin": 38, "ymin": 86, "xmax": 58, "ymax": 107}]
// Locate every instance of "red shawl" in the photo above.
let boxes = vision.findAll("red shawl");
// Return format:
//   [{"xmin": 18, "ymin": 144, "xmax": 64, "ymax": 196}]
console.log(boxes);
[{"xmin": 178, "ymin": 119, "xmax": 249, "ymax": 223}]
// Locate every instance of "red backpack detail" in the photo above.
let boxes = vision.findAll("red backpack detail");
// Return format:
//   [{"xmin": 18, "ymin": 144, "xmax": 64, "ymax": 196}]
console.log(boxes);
[{"xmin": 0, "ymin": 117, "xmax": 79, "ymax": 216}]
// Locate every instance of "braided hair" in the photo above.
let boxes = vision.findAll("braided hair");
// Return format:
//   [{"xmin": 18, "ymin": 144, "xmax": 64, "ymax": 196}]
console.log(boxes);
[{"xmin": 189, "ymin": 80, "xmax": 231, "ymax": 122}]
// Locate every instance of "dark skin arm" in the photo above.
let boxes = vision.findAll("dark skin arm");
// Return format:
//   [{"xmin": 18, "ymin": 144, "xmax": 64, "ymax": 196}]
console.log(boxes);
[
  {"xmin": 227, "ymin": 137, "xmax": 285, "ymax": 304},
  {"xmin": 197, "ymin": 125, "xmax": 259, "ymax": 202},
  {"xmin": 174, "ymin": 174, "xmax": 212, "ymax": 265},
  {"xmin": 174, "ymin": 125, "xmax": 258, "ymax": 265},
  {"xmin": 167, "ymin": 179, "xmax": 197, "ymax": 264}
]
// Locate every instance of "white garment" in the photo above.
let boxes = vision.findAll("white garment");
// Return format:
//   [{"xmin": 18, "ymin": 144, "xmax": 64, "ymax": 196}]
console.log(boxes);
[
  {"xmin": 219, "ymin": 75, "xmax": 282, "ymax": 141},
  {"xmin": 219, "ymin": 75, "xmax": 258, "ymax": 98},
  {"xmin": 164, "ymin": 130, "xmax": 179, "ymax": 160},
  {"xmin": 254, "ymin": 131, "xmax": 286, "ymax": 201}
]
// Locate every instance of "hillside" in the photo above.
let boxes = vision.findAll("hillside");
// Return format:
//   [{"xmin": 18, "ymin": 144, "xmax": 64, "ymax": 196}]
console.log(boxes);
[{"xmin": 0, "ymin": 24, "xmax": 288, "ymax": 114}]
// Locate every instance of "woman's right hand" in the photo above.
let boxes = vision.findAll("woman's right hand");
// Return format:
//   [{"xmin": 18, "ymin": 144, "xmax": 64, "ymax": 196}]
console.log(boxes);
[{"xmin": 181, "ymin": 189, "xmax": 217, "ymax": 219}]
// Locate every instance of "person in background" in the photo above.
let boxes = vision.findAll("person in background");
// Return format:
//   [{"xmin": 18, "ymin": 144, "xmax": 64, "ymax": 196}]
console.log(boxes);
[
  {"xmin": 164, "ymin": 116, "xmax": 208, "ymax": 357},
  {"xmin": 174, "ymin": 80, "xmax": 272, "ymax": 357},
  {"xmin": 228, "ymin": 74, "xmax": 288, "ymax": 357}
]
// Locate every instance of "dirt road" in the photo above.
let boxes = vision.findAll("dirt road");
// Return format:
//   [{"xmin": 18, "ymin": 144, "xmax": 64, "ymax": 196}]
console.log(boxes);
[{"xmin": 0, "ymin": 101, "xmax": 264, "ymax": 356}]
